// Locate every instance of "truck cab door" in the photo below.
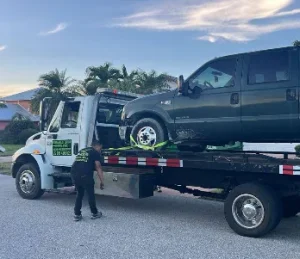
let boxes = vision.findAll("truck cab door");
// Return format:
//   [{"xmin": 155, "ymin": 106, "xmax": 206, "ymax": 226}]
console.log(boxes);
[{"xmin": 45, "ymin": 100, "xmax": 82, "ymax": 167}]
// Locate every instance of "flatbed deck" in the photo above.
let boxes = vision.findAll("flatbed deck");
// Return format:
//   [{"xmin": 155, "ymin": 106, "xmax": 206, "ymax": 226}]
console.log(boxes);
[{"xmin": 102, "ymin": 149, "xmax": 300, "ymax": 176}]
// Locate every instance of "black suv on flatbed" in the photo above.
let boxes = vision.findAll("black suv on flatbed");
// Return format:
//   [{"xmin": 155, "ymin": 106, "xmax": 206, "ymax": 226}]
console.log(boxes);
[{"xmin": 120, "ymin": 46, "xmax": 300, "ymax": 151}]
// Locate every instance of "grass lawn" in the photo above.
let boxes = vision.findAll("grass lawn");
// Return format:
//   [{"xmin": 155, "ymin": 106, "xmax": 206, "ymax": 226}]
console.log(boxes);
[
  {"xmin": 0, "ymin": 163, "xmax": 11, "ymax": 175},
  {"xmin": 0, "ymin": 144, "xmax": 23, "ymax": 156}
]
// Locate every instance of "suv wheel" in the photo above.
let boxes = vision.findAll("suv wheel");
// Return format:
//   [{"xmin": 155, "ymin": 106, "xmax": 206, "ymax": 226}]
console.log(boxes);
[{"xmin": 131, "ymin": 118, "xmax": 167, "ymax": 148}]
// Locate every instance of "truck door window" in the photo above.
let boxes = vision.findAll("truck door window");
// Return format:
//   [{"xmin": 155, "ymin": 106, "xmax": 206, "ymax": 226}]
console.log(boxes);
[
  {"xmin": 189, "ymin": 58, "xmax": 237, "ymax": 91},
  {"xmin": 248, "ymin": 50, "xmax": 289, "ymax": 85},
  {"xmin": 61, "ymin": 102, "xmax": 80, "ymax": 128}
]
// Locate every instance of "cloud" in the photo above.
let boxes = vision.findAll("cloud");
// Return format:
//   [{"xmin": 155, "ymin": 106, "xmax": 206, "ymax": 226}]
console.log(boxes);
[
  {"xmin": 40, "ymin": 23, "xmax": 68, "ymax": 36},
  {"xmin": 115, "ymin": 0, "xmax": 300, "ymax": 42},
  {"xmin": 0, "ymin": 45, "xmax": 7, "ymax": 51}
]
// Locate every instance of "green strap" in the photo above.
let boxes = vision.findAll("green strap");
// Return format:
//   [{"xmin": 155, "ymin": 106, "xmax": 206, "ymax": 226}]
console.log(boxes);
[{"xmin": 108, "ymin": 135, "xmax": 169, "ymax": 152}]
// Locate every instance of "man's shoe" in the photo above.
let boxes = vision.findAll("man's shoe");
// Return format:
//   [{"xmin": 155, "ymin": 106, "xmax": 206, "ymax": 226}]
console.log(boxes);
[
  {"xmin": 74, "ymin": 215, "xmax": 83, "ymax": 221},
  {"xmin": 91, "ymin": 212, "xmax": 103, "ymax": 219}
]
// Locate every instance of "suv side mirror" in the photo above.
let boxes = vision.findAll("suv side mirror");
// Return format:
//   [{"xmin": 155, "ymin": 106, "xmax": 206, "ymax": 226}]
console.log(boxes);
[{"xmin": 178, "ymin": 75, "xmax": 189, "ymax": 96}]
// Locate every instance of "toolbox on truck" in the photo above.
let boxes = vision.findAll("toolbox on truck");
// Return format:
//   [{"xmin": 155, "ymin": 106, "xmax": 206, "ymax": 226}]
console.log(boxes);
[{"xmin": 94, "ymin": 166, "xmax": 155, "ymax": 199}]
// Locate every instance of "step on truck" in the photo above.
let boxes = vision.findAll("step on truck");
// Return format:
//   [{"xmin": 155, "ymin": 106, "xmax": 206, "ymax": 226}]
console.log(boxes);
[{"xmin": 11, "ymin": 89, "xmax": 300, "ymax": 238}]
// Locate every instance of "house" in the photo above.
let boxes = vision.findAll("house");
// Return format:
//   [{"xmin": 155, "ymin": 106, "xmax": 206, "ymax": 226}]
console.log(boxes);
[
  {"xmin": 1, "ymin": 88, "xmax": 41, "ymax": 113},
  {"xmin": 0, "ymin": 103, "xmax": 40, "ymax": 130}
]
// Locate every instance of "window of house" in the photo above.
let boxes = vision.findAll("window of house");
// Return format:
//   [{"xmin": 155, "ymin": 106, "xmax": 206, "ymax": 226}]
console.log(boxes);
[
  {"xmin": 189, "ymin": 58, "xmax": 237, "ymax": 90},
  {"xmin": 61, "ymin": 102, "xmax": 80, "ymax": 128},
  {"xmin": 248, "ymin": 50, "xmax": 289, "ymax": 85}
]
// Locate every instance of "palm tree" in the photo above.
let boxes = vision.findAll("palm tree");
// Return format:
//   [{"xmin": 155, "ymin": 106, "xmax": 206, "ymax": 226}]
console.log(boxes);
[
  {"xmin": 31, "ymin": 69, "xmax": 76, "ymax": 114},
  {"xmin": 73, "ymin": 80, "xmax": 99, "ymax": 96},
  {"xmin": 135, "ymin": 70, "xmax": 176, "ymax": 95},
  {"xmin": 109, "ymin": 65, "xmax": 139, "ymax": 92},
  {"xmin": 293, "ymin": 40, "xmax": 300, "ymax": 47},
  {"xmin": 85, "ymin": 62, "xmax": 122, "ymax": 90}
]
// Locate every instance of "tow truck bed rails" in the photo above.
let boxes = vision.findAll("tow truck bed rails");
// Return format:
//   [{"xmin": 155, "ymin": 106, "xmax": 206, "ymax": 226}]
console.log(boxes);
[{"xmin": 102, "ymin": 149, "xmax": 300, "ymax": 176}]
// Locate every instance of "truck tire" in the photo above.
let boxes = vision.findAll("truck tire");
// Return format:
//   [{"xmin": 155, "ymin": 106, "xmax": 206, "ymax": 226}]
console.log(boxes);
[
  {"xmin": 131, "ymin": 118, "xmax": 167, "ymax": 148},
  {"xmin": 282, "ymin": 196, "xmax": 300, "ymax": 218},
  {"xmin": 16, "ymin": 163, "xmax": 44, "ymax": 199},
  {"xmin": 224, "ymin": 183, "xmax": 282, "ymax": 237}
]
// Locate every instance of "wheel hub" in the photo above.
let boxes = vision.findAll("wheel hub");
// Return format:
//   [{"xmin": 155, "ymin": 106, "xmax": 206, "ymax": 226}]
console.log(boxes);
[
  {"xmin": 137, "ymin": 126, "xmax": 157, "ymax": 146},
  {"xmin": 19, "ymin": 170, "xmax": 36, "ymax": 194},
  {"xmin": 232, "ymin": 194, "xmax": 265, "ymax": 229},
  {"xmin": 242, "ymin": 204, "xmax": 257, "ymax": 220}
]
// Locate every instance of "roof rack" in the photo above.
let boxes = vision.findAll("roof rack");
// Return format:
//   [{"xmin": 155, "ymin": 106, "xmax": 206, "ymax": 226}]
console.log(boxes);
[{"xmin": 96, "ymin": 88, "xmax": 143, "ymax": 99}]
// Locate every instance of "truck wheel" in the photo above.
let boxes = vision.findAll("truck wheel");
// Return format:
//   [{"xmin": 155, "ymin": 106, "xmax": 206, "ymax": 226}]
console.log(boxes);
[
  {"xmin": 131, "ymin": 118, "xmax": 167, "ymax": 148},
  {"xmin": 16, "ymin": 163, "xmax": 44, "ymax": 199},
  {"xmin": 224, "ymin": 183, "xmax": 282, "ymax": 237},
  {"xmin": 282, "ymin": 196, "xmax": 300, "ymax": 218}
]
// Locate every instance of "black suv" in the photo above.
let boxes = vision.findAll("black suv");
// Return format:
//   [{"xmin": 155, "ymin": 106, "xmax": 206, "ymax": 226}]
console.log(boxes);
[{"xmin": 119, "ymin": 46, "xmax": 300, "ymax": 151}]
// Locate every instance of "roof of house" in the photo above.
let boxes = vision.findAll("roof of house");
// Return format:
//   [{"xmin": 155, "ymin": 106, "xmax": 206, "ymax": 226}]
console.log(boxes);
[
  {"xmin": 0, "ymin": 103, "xmax": 40, "ymax": 122},
  {"xmin": 1, "ymin": 87, "xmax": 41, "ymax": 101}
]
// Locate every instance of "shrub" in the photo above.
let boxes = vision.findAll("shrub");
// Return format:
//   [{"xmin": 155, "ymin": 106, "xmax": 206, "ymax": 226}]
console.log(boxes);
[
  {"xmin": 0, "ymin": 130, "xmax": 15, "ymax": 144},
  {"xmin": 295, "ymin": 145, "xmax": 300, "ymax": 157},
  {"xmin": 3, "ymin": 120, "xmax": 37, "ymax": 144},
  {"xmin": 18, "ymin": 128, "xmax": 39, "ymax": 144}
]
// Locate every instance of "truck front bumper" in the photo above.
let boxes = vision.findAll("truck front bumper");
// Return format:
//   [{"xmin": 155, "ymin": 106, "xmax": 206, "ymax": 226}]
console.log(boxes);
[{"xmin": 119, "ymin": 126, "xmax": 130, "ymax": 141}]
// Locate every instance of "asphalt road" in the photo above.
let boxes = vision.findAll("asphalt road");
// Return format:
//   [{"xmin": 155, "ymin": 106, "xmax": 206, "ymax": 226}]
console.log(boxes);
[{"xmin": 1, "ymin": 174, "xmax": 300, "ymax": 259}]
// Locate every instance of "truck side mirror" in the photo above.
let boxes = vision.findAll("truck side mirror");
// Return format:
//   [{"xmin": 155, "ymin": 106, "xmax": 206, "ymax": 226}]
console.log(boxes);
[{"xmin": 40, "ymin": 97, "xmax": 52, "ymax": 132}]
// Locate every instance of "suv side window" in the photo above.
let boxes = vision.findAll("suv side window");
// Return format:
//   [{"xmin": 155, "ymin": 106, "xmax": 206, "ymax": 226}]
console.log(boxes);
[
  {"xmin": 248, "ymin": 50, "xmax": 289, "ymax": 85},
  {"xmin": 189, "ymin": 58, "xmax": 237, "ymax": 90}
]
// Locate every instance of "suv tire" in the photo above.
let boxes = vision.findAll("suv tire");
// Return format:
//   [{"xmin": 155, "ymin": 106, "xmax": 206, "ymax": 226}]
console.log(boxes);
[{"xmin": 131, "ymin": 118, "xmax": 167, "ymax": 148}]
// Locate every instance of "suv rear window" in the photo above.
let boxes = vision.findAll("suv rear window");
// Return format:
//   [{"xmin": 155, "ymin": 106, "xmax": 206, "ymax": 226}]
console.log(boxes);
[{"xmin": 248, "ymin": 50, "xmax": 289, "ymax": 85}]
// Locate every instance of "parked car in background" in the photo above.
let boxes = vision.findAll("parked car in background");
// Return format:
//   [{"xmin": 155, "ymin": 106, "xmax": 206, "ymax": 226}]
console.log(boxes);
[
  {"xmin": 0, "ymin": 145, "xmax": 5, "ymax": 153},
  {"xmin": 120, "ymin": 46, "xmax": 300, "ymax": 151}
]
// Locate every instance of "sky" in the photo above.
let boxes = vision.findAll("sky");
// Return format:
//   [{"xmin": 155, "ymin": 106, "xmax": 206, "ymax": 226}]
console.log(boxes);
[{"xmin": 1, "ymin": 0, "xmax": 300, "ymax": 96}]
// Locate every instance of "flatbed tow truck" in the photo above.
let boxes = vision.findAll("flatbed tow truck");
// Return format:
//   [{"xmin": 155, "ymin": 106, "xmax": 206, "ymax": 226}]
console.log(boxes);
[{"xmin": 11, "ymin": 89, "xmax": 300, "ymax": 237}]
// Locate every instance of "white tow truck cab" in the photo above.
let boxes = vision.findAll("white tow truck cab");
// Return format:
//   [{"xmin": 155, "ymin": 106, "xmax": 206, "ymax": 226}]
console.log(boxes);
[
  {"xmin": 10, "ymin": 89, "xmax": 300, "ymax": 238},
  {"xmin": 11, "ymin": 89, "xmax": 154, "ymax": 199}
]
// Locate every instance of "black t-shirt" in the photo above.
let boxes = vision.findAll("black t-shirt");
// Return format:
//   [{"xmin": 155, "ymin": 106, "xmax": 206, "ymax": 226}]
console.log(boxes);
[{"xmin": 71, "ymin": 147, "xmax": 103, "ymax": 184}]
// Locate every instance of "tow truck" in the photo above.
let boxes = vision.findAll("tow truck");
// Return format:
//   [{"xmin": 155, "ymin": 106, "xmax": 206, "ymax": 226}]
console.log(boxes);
[{"xmin": 11, "ymin": 89, "xmax": 300, "ymax": 237}]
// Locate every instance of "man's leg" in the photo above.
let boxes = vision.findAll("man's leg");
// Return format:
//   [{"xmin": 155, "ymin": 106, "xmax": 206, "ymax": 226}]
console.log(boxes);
[
  {"xmin": 85, "ymin": 183, "xmax": 102, "ymax": 218},
  {"xmin": 74, "ymin": 184, "xmax": 85, "ymax": 220}
]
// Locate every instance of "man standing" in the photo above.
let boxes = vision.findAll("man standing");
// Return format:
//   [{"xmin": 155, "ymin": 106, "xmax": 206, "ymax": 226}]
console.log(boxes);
[{"xmin": 71, "ymin": 140, "xmax": 104, "ymax": 221}]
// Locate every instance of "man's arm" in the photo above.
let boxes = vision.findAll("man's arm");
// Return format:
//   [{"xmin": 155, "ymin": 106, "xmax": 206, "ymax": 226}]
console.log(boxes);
[{"xmin": 95, "ymin": 161, "xmax": 104, "ymax": 188}]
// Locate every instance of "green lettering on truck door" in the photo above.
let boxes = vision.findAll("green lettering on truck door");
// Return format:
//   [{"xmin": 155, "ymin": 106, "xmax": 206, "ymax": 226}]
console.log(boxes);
[{"xmin": 53, "ymin": 139, "xmax": 72, "ymax": 156}]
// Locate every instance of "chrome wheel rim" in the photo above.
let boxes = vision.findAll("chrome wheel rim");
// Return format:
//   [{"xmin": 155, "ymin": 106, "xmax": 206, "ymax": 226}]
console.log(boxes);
[
  {"xmin": 137, "ymin": 126, "xmax": 157, "ymax": 146},
  {"xmin": 19, "ymin": 170, "xmax": 36, "ymax": 194},
  {"xmin": 232, "ymin": 194, "xmax": 265, "ymax": 229}
]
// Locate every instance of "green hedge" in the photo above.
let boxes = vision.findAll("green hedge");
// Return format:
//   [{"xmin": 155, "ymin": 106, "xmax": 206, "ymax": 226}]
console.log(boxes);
[{"xmin": 0, "ymin": 120, "xmax": 38, "ymax": 144}]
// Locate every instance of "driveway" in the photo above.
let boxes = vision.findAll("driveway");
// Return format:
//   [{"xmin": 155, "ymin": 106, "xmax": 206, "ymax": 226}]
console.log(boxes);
[
  {"xmin": 0, "ymin": 156, "xmax": 12, "ymax": 163},
  {"xmin": 0, "ymin": 174, "xmax": 300, "ymax": 259}
]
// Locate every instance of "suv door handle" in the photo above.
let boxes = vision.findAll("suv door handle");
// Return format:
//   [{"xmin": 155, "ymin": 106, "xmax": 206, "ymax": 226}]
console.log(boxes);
[
  {"xmin": 286, "ymin": 89, "xmax": 297, "ymax": 101},
  {"xmin": 230, "ymin": 93, "xmax": 239, "ymax": 105}
]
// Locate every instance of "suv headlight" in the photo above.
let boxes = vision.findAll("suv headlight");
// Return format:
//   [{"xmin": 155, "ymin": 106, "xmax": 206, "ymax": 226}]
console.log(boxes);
[{"xmin": 121, "ymin": 109, "xmax": 126, "ymax": 120}]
